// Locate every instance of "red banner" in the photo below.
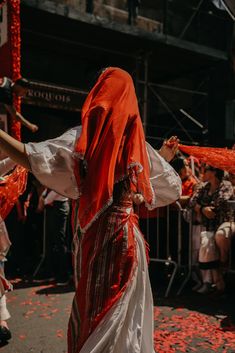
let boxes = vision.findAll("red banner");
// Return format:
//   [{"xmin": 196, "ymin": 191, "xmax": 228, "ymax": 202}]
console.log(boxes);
[
  {"xmin": 0, "ymin": 0, "xmax": 21, "ymax": 140},
  {"xmin": 0, "ymin": 1, "xmax": 27, "ymax": 220}
]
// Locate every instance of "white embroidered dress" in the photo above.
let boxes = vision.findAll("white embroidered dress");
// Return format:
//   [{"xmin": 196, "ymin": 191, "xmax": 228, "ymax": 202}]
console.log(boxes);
[{"xmin": 25, "ymin": 126, "xmax": 181, "ymax": 353}]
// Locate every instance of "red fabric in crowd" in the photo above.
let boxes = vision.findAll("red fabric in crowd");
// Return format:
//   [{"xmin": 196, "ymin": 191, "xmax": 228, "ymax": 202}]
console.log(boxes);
[
  {"xmin": 0, "ymin": 166, "xmax": 27, "ymax": 220},
  {"xmin": 182, "ymin": 175, "xmax": 198, "ymax": 196},
  {"xmin": 179, "ymin": 144, "xmax": 235, "ymax": 174}
]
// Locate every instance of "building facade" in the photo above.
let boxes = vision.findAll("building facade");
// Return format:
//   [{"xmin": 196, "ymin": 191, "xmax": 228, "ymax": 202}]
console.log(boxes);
[{"xmin": 20, "ymin": 0, "xmax": 235, "ymax": 146}]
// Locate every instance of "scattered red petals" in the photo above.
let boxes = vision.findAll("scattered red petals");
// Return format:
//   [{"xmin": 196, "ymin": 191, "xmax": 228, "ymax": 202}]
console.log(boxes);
[
  {"xmin": 56, "ymin": 329, "xmax": 64, "ymax": 338},
  {"xmin": 18, "ymin": 334, "xmax": 26, "ymax": 340},
  {"xmin": 154, "ymin": 308, "xmax": 235, "ymax": 353}
]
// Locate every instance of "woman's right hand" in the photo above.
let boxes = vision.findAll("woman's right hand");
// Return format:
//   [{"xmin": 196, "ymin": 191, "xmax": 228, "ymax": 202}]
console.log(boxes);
[{"xmin": 29, "ymin": 124, "xmax": 39, "ymax": 133}]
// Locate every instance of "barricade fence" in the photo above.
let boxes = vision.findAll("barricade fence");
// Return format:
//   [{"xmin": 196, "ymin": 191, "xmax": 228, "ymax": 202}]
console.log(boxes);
[{"xmin": 138, "ymin": 200, "xmax": 235, "ymax": 297}]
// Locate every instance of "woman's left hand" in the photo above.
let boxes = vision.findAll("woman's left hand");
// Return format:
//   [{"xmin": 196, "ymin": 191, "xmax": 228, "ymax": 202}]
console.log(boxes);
[{"xmin": 158, "ymin": 136, "xmax": 179, "ymax": 162}]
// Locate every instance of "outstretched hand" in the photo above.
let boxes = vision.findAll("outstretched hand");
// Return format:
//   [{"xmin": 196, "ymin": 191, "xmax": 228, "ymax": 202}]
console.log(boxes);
[
  {"xmin": 29, "ymin": 124, "xmax": 39, "ymax": 133},
  {"xmin": 158, "ymin": 136, "xmax": 179, "ymax": 162}
]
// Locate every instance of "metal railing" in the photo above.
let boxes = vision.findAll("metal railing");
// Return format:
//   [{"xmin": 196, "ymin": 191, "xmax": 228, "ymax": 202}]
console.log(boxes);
[{"xmin": 141, "ymin": 199, "xmax": 235, "ymax": 297}]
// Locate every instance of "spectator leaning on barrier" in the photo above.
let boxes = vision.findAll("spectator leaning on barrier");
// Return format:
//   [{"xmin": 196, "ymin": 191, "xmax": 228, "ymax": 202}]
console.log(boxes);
[
  {"xmin": 189, "ymin": 165, "xmax": 234, "ymax": 293},
  {"xmin": 171, "ymin": 157, "xmax": 198, "ymax": 207}
]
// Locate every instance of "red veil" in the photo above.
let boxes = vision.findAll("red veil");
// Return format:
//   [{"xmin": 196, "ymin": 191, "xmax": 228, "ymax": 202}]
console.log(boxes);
[{"xmin": 74, "ymin": 67, "xmax": 154, "ymax": 232}]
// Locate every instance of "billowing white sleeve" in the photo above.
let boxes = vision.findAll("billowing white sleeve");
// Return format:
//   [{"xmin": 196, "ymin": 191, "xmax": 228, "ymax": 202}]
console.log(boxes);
[
  {"xmin": 146, "ymin": 142, "xmax": 182, "ymax": 208},
  {"xmin": 25, "ymin": 126, "xmax": 81, "ymax": 199},
  {"xmin": 0, "ymin": 158, "xmax": 16, "ymax": 177}
]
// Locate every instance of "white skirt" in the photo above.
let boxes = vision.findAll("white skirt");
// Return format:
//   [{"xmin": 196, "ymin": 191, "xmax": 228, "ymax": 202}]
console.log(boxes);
[{"xmin": 79, "ymin": 226, "xmax": 155, "ymax": 353}]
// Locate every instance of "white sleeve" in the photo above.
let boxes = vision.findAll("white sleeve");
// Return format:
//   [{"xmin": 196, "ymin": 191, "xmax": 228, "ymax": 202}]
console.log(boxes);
[
  {"xmin": 0, "ymin": 158, "xmax": 16, "ymax": 177},
  {"xmin": 25, "ymin": 126, "xmax": 81, "ymax": 200},
  {"xmin": 146, "ymin": 142, "xmax": 182, "ymax": 208}
]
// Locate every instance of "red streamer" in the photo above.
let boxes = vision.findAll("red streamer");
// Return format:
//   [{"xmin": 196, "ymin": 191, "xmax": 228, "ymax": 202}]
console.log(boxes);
[
  {"xmin": 9, "ymin": 0, "xmax": 21, "ymax": 140},
  {"xmin": 179, "ymin": 144, "xmax": 235, "ymax": 174},
  {"xmin": 0, "ymin": 166, "xmax": 28, "ymax": 220},
  {"xmin": 0, "ymin": 1, "xmax": 27, "ymax": 219}
]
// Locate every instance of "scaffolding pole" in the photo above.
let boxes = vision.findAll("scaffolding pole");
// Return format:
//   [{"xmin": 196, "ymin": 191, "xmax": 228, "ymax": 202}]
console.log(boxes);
[{"xmin": 143, "ymin": 54, "xmax": 149, "ymax": 134}]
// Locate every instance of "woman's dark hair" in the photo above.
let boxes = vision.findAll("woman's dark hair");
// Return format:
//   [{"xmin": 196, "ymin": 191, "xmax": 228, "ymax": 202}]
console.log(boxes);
[
  {"xmin": 204, "ymin": 165, "xmax": 224, "ymax": 181},
  {"xmin": 171, "ymin": 157, "xmax": 185, "ymax": 174}
]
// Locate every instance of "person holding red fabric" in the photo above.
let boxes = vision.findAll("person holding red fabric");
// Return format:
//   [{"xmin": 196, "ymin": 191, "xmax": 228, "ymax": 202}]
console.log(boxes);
[{"xmin": 0, "ymin": 68, "xmax": 181, "ymax": 352}]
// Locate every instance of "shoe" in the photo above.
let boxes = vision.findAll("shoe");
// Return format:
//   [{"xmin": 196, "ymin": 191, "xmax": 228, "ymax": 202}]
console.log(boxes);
[
  {"xmin": 0, "ymin": 326, "xmax": 11, "ymax": 342},
  {"xmin": 56, "ymin": 280, "xmax": 70, "ymax": 286},
  {"xmin": 192, "ymin": 282, "xmax": 202, "ymax": 291},
  {"xmin": 33, "ymin": 273, "xmax": 55, "ymax": 283},
  {"xmin": 56, "ymin": 277, "xmax": 70, "ymax": 286},
  {"xmin": 196, "ymin": 282, "xmax": 213, "ymax": 294}
]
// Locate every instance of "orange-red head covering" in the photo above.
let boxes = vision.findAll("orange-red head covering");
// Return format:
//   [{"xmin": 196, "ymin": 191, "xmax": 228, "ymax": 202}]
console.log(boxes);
[{"xmin": 73, "ymin": 67, "xmax": 154, "ymax": 232}]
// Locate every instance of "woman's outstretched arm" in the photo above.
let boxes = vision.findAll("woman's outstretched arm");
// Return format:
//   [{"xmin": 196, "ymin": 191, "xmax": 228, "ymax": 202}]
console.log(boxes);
[{"xmin": 0, "ymin": 129, "xmax": 30, "ymax": 170}]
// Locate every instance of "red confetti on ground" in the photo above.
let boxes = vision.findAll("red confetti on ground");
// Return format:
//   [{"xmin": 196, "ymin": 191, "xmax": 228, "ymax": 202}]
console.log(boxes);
[
  {"xmin": 56, "ymin": 329, "xmax": 64, "ymax": 338},
  {"xmin": 18, "ymin": 334, "xmax": 26, "ymax": 340},
  {"xmin": 154, "ymin": 308, "xmax": 235, "ymax": 353}
]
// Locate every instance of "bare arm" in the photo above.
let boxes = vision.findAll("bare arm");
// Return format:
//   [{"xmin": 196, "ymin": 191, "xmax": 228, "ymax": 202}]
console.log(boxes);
[
  {"xmin": 0, "ymin": 129, "xmax": 30, "ymax": 169},
  {"xmin": 5, "ymin": 105, "xmax": 38, "ymax": 133}
]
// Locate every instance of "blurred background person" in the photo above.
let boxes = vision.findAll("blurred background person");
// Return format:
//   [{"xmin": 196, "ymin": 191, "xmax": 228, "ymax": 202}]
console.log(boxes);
[
  {"xmin": 34, "ymin": 189, "xmax": 71, "ymax": 286},
  {"xmin": 127, "ymin": 0, "xmax": 140, "ymax": 25},
  {"xmin": 171, "ymin": 156, "xmax": 198, "ymax": 208}
]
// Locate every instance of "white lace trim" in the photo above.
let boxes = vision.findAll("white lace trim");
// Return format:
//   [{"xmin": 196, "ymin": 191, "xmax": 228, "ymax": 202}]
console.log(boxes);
[{"xmin": 79, "ymin": 197, "xmax": 114, "ymax": 234}]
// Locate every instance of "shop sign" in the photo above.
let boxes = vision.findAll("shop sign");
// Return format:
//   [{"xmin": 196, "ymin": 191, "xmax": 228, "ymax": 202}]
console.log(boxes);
[{"xmin": 24, "ymin": 82, "xmax": 87, "ymax": 112}]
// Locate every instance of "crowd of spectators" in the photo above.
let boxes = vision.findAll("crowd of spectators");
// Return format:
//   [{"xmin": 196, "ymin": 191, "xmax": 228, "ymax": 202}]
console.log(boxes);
[
  {"xmin": 4, "ymin": 147, "xmax": 235, "ymax": 298},
  {"xmin": 170, "ymin": 152, "xmax": 235, "ymax": 294}
]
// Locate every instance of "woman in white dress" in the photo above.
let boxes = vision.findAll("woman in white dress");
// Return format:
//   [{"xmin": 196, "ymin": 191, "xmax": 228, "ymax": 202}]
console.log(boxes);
[{"xmin": 0, "ymin": 68, "xmax": 181, "ymax": 353}]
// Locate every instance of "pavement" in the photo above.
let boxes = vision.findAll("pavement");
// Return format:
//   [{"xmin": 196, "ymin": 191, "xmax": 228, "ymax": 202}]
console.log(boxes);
[
  {"xmin": 0, "ymin": 278, "xmax": 74, "ymax": 353},
  {"xmin": 0, "ymin": 276, "xmax": 235, "ymax": 353}
]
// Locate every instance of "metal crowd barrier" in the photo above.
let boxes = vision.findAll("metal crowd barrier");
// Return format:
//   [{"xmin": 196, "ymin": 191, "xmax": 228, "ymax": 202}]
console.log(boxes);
[
  {"xmin": 140, "ymin": 202, "xmax": 192, "ymax": 297},
  {"xmin": 141, "ymin": 199, "xmax": 235, "ymax": 297}
]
